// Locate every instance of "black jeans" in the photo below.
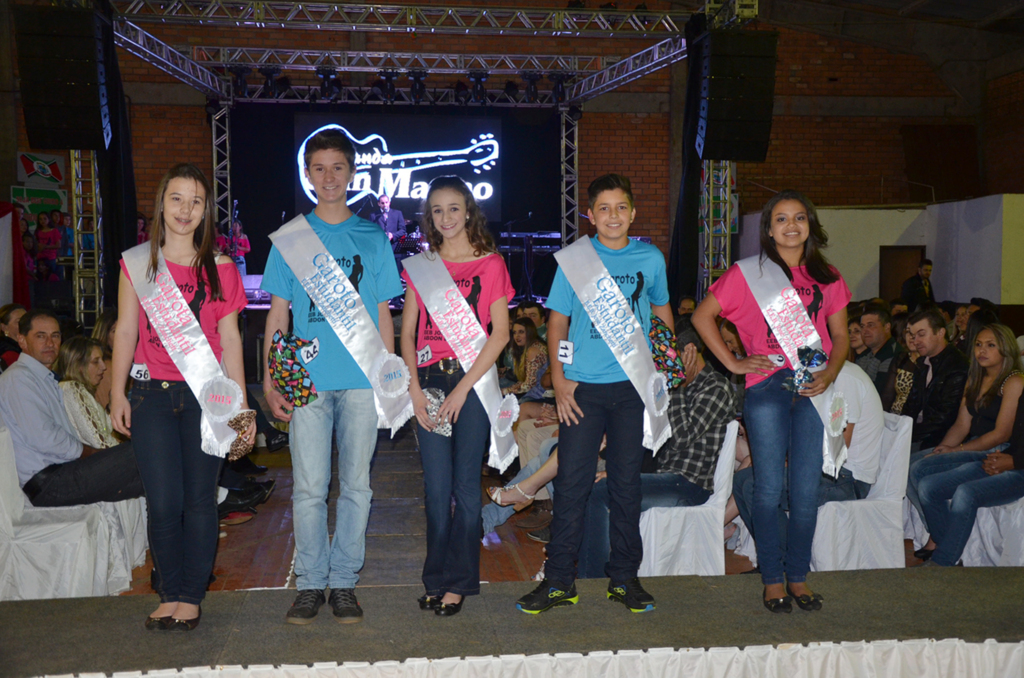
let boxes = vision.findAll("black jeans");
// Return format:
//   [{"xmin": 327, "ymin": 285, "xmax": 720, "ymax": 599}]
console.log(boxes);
[
  {"xmin": 131, "ymin": 379, "xmax": 223, "ymax": 605},
  {"xmin": 546, "ymin": 380, "xmax": 646, "ymax": 586},
  {"xmin": 26, "ymin": 442, "xmax": 144, "ymax": 507}
]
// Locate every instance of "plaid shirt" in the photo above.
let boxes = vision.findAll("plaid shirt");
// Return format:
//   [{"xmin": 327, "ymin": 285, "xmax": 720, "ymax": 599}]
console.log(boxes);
[{"xmin": 655, "ymin": 365, "xmax": 735, "ymax": 492}]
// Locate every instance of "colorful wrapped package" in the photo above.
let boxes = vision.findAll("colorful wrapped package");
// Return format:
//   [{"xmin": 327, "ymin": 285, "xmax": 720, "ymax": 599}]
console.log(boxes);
[
  {"xmin": 649, "ymin": 315, "xmax": 686, "ymax": 389},
  {"xmin": 268, "ymin": 330, "xmax": 318, "ymax": 407}
]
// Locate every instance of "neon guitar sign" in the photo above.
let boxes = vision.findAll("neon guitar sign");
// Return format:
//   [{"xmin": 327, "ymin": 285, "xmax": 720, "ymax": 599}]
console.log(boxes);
[{"xmin": 298, "ymin": 124, "xmax": 500, "ymax": 206}]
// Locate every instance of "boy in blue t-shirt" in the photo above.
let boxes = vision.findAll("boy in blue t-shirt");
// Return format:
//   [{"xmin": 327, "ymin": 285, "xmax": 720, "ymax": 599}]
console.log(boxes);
[
  {"xmin": 261, "ymin": 130, "xmax": 403, "ymax": 624},
  {"xmin": 516, "ymin": 174, "xmax": 673, "ymax": 615}
]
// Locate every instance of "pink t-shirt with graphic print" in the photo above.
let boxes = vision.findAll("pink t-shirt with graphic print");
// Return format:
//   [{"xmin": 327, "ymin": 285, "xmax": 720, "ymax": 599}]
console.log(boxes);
[
  {"xmin": 120, "ymin": 257, "xmax": 248, "ymax": 381},
  {"xmin": 402, "ymin": 253, "xmax": 515, "ymax": 367},
  {"xmin": 710, "ymin": 261, "xmax": 851, "ymax": 386}
]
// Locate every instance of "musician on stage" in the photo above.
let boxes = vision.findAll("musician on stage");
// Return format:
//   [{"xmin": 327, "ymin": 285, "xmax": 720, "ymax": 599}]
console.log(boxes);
[{"xmin": 371, "ymin": 194, "xmax": 407, "ymax": 240}]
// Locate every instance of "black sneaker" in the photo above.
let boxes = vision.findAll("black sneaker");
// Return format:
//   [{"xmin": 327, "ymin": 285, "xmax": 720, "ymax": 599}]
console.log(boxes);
[
  {"xmin": 328, "ymin": 588, "xmax": 364, "ymax": 623},
  {"xmin": 516, "ymin": 579, "xmax": 578, "ymax": 614},
  {"xmin": 265, "ymin": 428, "xmax": 289, "ymax": 452},
  {"xmin": 285, "ymin": 589, "xmax": 326, "ymax": 625},
  {"xmin": 527, "ymin": 526, "xmax": 551, "ymax": 543},
  {"xmin": 607, "ymin": 577, "xmax": 656, "ymax": 613}
]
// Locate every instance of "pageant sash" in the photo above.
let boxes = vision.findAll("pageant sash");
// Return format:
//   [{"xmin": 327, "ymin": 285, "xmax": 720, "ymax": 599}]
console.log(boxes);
[
  {"xmin": 269, "ymin": 216, "xmax": 413, "ymax": 434},
  {"xmin": 121, "ymin": 244, "xmax": 241, "ymax": 458},
  {"xmin": 735, "ymin": 255, "xmax": 848, "ymax": 477},
  {"xmin": 402, "ymin": 252, "xmax": 520, "ymax": 472},
  {"xmin": 553, "ymin": 237, "xmax": 671, "ymax": 452}
]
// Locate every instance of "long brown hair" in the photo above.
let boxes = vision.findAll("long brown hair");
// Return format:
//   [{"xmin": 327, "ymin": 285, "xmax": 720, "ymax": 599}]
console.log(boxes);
[
  {"xmin": 147, "ymin": 163, "xmax": 223, "ymax": 300},
  {"xmin": 758, "ymin": 190, "xmax": 839, "ymax": 285},
  {"xmin": 420, "ymin": 176, "xmax": 495, "ymax": 256},
  {"xmin": 964, "ymin": 323, "xmax": 1023, "ymax": 410},
  {"xmin": 511, "ymin": 317, "xmax": 542, "ymax": 381},
  {"xmin": 55, "ymin": 336, "xmax": 104, "ymax": 395}
]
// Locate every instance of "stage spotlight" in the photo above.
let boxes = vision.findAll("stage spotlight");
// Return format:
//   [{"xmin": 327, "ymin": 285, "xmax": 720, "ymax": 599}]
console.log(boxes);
[
  {"xmin": 372, "ymin": 70, "xmax": 398, "ymax": 102},
  {"xmin": 599, "ymin": 2, "xmax": 618, "ymax": 9},
  {"xmin": 503, "ymin": 80, "xmax": 519, "ymax": 98},
  {"xmin": 229, "ymin": 65, "xmax": 250, "ymax": 98},
  {"xmin": 258, "ymin": 66, "xmax": 281, "ymax": 98},
  {"xmin": 522, "ymin": 71, "xmax": 542, "ymax": 103},
  {"xmin": 566, "ymin": 0, "xmax": 585, "ymax": 8},
  {"xmin": 469, "ymin": 71, "xmax": 488, "ymax": 104},
  {"xmin": 275, "ymin": 76, "xmax": 292, "ymax": 96},
  {"xmin": 453, "ymin": 80, "xmax": 470, "ymax": 104},
  {"xmin": 548, "ymin": 71, "xmax": 571, "ymax": 104},
  {"xmin": 204, "ymin": 98, "xmax": 220, "ymax": 117},
  {"xmin": 307, "ymin": 88, "xmax": 318, "ymax": 103},
  {"xmin": 316, "ymin": 67, "xmax": 340, "ymax": 101},
  {"xmin": 409, "ymin": 70, "xmax": 427, "ymax": 104}
]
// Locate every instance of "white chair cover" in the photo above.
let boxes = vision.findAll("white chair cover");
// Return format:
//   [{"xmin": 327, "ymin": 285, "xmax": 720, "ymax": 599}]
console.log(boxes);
[
  {"xmin": 638, "ymin": 421, "xmax": 739, "ymax": 577},
  {"xmin": 811, "ymin": 413, "xmax": 913, "ymax": 571},
  {"xmin": 0, "ymin": 426, "xmax": 148, "ymax": 600}
]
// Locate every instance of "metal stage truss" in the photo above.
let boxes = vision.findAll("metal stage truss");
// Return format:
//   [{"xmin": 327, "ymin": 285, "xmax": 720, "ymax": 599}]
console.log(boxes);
[
  {"xmin": 192, "ymin": 47, "xmax": 616, "ymax": 76},
  {"xmin": 106, "ymin": 6, "xmax": 688, "ymax": 248},
  {"xmin": 699, "ymin": 160, "xmax": 734, "ymax": 297},
  {"xmin": 70, "ymin": 150, "xmax": 104, "ymax": 331},
  {"xmin": 111, "ymin": 1, "xmax": 690, "ymax": 38}
]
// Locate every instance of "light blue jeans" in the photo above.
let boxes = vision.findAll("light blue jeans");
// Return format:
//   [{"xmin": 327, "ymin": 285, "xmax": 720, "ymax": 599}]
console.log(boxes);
[{"xmin": 289, "ymin": 388, "xmax": 378, "ymax": 591}]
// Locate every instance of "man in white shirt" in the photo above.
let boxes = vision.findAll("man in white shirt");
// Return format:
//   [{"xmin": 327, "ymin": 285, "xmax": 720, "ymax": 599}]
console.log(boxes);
[
  {"xmin": 733, "ymin": 362, "xmax": 884, "ymax": 551},
  {"xmin": 0, "ymin": 309, "xmax": 144, "ymax": 507}
]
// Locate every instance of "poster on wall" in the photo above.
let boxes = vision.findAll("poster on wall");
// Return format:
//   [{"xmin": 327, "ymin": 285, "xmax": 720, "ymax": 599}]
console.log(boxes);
[
  {"xmin": 16, "ymin": 152, "xmax": 65, "ymax": 188},
  {"xmin": 11, "ymin": 186, "xmax": 68, "ymax": 215}
]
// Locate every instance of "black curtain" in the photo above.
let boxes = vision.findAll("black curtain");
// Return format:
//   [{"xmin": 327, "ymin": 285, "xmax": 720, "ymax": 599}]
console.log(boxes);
[
  {"xmin": 667, "ymin": 13, "xmax": 707, "ymax": 307},
  {"xmin": 95, "ymin": 0, "xmax": 137, "ymax": 305}
]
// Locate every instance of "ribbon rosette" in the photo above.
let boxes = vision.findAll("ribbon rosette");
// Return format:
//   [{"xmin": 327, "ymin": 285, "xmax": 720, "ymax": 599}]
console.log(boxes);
[{"xmin": 269, "ymin": 330, "xmax": 318, "ymax": 407}]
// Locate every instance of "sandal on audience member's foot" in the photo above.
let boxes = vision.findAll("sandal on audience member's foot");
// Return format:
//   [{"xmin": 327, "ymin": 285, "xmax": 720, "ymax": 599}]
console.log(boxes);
[
  {"xmin": 913, "ymin": 546, "xmax": 935, "ymax": 561},
  {"xmin": 763, "ymin": 587, "xmax": 792, "ymax": 614},
  {"xmin": 785, "ymin": 584, "xmax": 823, "ymax": 611},
  {"xmin": 488, "ymin": 483, "xmax": 535, "ymax": 512}
]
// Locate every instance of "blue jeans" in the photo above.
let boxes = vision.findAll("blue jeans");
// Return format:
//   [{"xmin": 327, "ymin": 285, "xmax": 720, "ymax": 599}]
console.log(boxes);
[
  {"xmin": 482, "ymin": 437, "xmax": 558, "ymax": 536},
  {"xmin": 578, "ymin": 473, "xmax": 711, "ymax": 579},
  {"xmin": 733, "ymin": 464, "xmax": 871, "ymax": 555},
  {"xmin": 917, "ymin": 451, "xmax": 1024, "ymax": 566},
  {"xmin": 742, "ymin": 369, "xmax": 824, "ymax": 586},
  {"xmin": 907, "ymin": 442, "xmax": 1007, "ymax": 532},
  {"xmin": 290, "ymin": 388, "xmax": 377, "ymax": 590},
  {"xmin": 547, "ymin": 380, "xmax": 646, "ymax": 586},
  {"xmin": 131, "ymin": 379, "xmax": 223, "ymax": 605},
  {"xmin": 415, "ymin": 365, "xmax": 491, "ymax": 596}
]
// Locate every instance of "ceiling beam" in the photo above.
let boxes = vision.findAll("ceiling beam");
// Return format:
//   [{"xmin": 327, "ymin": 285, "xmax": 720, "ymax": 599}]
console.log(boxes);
[
  {"xmin": 976, "ymin": 1, "xmax": 1024, "ymax": 29},
  {"xmin": 898, "ymin": 0, "xmax": 934, "ymax": 17}
]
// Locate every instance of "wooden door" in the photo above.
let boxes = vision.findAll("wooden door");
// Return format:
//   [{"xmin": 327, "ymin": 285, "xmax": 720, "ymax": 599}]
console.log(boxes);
[{"xmin": 879, "ymin": 246, "xmax": 926, "ymax": 303}]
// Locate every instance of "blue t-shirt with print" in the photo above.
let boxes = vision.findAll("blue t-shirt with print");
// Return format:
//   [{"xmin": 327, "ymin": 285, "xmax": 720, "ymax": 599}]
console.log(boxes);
[
  {"xmin": 261, "ymin": 212, "xmax": 403, "ymax": 391},
  {"xmin": 546, "ymin": 236, "xmax": 669, "ymax": 384}
]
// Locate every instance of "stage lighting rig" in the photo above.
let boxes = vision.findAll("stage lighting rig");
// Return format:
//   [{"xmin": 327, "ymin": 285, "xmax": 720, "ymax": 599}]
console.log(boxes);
[
  {"xmin": 453, "ymin": 79, "xmax": 470, "ymax": 104},
  {"xmin": 372, "ymin": 70, "xmax": 398, "ymax": 102},
  {"xmin": 503, "ymin": 80, "xmax": 519, "ymax": 99},
  {"xmin": 228, "ymin": 65, "xmax": 250, "ymax": 98},
  {"xmin": 566, "ymin": 1, "xmax": 585, "ymax": 8},
  {"xmin": 258, "ymin": 66, "xmax": 283, "ymax": 98},
  {"xmin": 522, "ymin": 72, "xmax": 542, "ymax": 103},
  {"xmin": 316, "ymin": 67, "xmax": 341, "ymax": 101},
  {"xmin": 548, "ymin": 72, "xmax": 572, "ymax": 104},
  {"xmin": 567, "ymin": 105, "xmax": 583, "ymax": 122},
  {"xmin": 469, "ymin": 71, "xmax": 488, "ymax": 104},
  {"xmin": 409, "ymin": 70, "xmax": 428, "ymax": 104}
]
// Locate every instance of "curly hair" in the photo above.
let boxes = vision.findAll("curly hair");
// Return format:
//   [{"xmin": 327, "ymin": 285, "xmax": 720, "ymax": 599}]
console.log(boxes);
[{"xmin": 420, "ymin": 176, "xmax": 495, "ymax": 256}]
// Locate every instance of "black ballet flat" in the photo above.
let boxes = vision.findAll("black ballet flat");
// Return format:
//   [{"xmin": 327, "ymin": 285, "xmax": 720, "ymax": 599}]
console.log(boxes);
[
  {"xmin": 786, "ymin": 584, "xmax": 823, "ymax": 611},
  {"xmin": 418, "ymin": 594, "xmax": 441, "ymax": 611},
  {"xmin": 763, "ymin": 588, "xmax": 792, "ymax": 614},
  {"xmin": 144, "ymin": 615, "xmax": 172, "ymax": 631},
  {"xmin": 169, "ymin": 606, "xmax": 201, "ymax": 631},
  {"xmin": 914, "ymin": 546, "xmax": 935, "ymax": 561},
  {"xmin": 435, "ymin": 599, "xmax": 463, "ymax": 617}
]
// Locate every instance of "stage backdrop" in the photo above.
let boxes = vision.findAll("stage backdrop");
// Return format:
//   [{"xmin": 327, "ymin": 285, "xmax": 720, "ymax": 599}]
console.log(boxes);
[{"xmin": 231, "ymin": 104, "xmax": 561, "ymax": 277}]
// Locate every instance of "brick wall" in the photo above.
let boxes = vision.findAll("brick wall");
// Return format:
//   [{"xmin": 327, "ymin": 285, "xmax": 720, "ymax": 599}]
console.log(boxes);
[
  {"xmin": 129, "ymin": 104, "xmax": 212, "ymax": 214},
  {"xmin": 986, "ymin": 71, "xmax": 1024, "ymax": 195}
]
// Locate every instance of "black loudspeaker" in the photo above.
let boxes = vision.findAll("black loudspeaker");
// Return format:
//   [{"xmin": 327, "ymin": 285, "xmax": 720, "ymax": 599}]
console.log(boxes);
[
  {"xmin": 696, "ymin": 30, "xmax": 778, "ymax": 162},
  {"xmin": 14, "ymin": 6, "xmax": 112, "ymax": 150}
]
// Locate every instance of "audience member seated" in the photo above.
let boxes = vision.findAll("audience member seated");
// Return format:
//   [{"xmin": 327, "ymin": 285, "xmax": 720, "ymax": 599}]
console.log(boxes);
[
  {"xmin": 855, "ymin": 305, "xmax": 900, "ymax": 393},
  {"xmin": 733, "ymin": 362, "xmax": 884, "ymax": 553},
  {"xmin": 950, "ymin": 303, "xmax": 969, "ymax": 353},
  {"xmin": 90, "ymin": 309, "xmax": 117, "ymax": 409},
  {"xmin": 902, "ymin": 308, "xmax": 969, "ymax": 452},
  {"xmin": 36, "ymin": 259, "xmax": 60, "ymax": 282},
  {"xmin": 901, "ymin": 259, "xmax": 935, "ymax": 312},
  {"xmin": 484, "ymin": 437, "xmax": 561, "ymax": 537},
  {"xmin": 502, "ymin": 317, "xmax": 549, "ymax": 403},
  {"xmin": 0, "ymin": 309, "xmax": 145, "ymax": 507},
  {"xmin": 881, "ymin": 312, "xmax": 919, "ymax": 414},
  {"xmin": 55, "ymin": 336, "xmax": 119, "ymax": 449},
  {"xmin": 889, "ymin": 298, "xmax": 908, "ymax": 316},
  {"xmin": 0, "ymin": 303, "xmax": 26, "ymax": 371},
  {"xmin": 578, "ymin": 327, "xmax": 736, "ymax": 578},
  {"xmin": 848, "ymin": 315, "xmax": 867, "ymax": 363},
  {"xmin": 907, "ymin": 323, "xmax": 1023, "ymax": 560},
  {"xmin": 516, "ymin": 301, "xmax": 547, "ymax": 342},
  {"xmin": 959, "ymin": 307, "xmax": 1000, "ymax": 357},
  {"xmin": 674, "ymin": 296, "xmax": 696, "ymax": 335},
  {"xmin": 716, "ymin": 317, "xmax": 746, "ymax": 413}
]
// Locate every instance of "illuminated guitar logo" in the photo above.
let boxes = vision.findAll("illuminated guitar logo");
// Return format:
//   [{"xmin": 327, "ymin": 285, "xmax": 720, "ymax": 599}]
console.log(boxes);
[{"xmin": 298, "ymin": 124, "xmax": 499, "ymax": 205}]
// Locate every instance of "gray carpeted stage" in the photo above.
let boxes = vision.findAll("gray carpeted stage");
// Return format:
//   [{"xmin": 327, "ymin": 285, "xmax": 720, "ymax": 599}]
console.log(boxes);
[{"xmin": 3, "ymin": 567, "xmax": 1024, "ymax": 678}]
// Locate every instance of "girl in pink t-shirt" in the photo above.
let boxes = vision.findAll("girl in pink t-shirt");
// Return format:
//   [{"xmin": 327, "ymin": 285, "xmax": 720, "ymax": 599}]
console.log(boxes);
[
  {"xmin": 693, "ymin": 190, "xmax": 851, "ymax": 615},
  {"xmin": 400, "ymin": 176, "xmax": 514, "ymax": 616},
  {"xmin": 110, "ymin": 163, "xmax": 253, "ymax": 631}
]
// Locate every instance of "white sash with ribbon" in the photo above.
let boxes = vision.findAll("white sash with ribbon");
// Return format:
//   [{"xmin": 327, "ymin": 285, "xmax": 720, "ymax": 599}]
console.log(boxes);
[
  {"xmin": 269, "ymin": 216, "xmax": 413, "ymax": 435},
  {"xmin": 735, "ymin": 255, "xmax": 848, "ymax": 477},
  {"xmin": 402, "ymin": 252, "xmax": 520, "ymax": 472},
  {"xmin": 553, "ymin": 237, "xmax": 671, "ymax": 452},
  {"xmin": 122, "ymin": 244, "xmax": 241, "ymax": 458}
]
